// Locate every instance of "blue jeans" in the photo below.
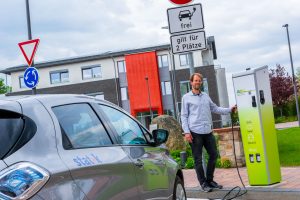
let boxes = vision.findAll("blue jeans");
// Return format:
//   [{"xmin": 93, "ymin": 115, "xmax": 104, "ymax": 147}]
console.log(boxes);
[{"xmin": 190, "ymin": 132, "xmax": 218, "ymax": 185}]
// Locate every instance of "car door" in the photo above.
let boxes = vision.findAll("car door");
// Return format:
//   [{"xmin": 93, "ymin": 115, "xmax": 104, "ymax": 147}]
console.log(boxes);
[
  {"xmin": 50, "ymin": 102, "xmax": 140, "ymax": 200},
  {"xmin": 97, "ymin": 104, "xmax": 170, "ymax": 200}
]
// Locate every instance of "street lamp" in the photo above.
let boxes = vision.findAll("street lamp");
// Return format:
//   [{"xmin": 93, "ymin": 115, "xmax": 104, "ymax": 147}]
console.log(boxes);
[
  {"xmin": 282, "ymin": 24, "xmax": 300, "ymax": 127},
  {"xmin": 145, "ymin": 76, "xmax": 153, "ymax": 120}
]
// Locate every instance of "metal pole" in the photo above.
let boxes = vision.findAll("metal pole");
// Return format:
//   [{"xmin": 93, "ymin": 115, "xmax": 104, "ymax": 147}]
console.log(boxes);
[
  {"xmin": 188, "ymin": 52, "xmax": 195, "ymax": 75},
  {"xmin": 283, "ymin": 24, "xmax": 300, "ymax": 127},
  {"xmin": 25, "ymin": 0, "xmax": 36, "ymax": 95},
  {"xmin": 111, "ymin": 56, "xmax": 120, "ymax": 107},
  {"xmin": 145, "ymin": 76, "xmax": 153, "ymax": 120},
  {"xmin": 169, "ymin": 50, "xmax": 178, "ymax": 120}
]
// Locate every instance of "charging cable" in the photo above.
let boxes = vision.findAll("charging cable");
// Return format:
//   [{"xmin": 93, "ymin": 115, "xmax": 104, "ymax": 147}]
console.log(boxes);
[{"xmin": 220, "ymin": 113, "xmax": 248, "ymax": 200}]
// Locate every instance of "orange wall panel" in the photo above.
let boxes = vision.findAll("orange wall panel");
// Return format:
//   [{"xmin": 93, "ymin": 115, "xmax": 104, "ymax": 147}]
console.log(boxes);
[{"xmin": 125, "ymin": 52, "xmax": 163, "ymax": 117}]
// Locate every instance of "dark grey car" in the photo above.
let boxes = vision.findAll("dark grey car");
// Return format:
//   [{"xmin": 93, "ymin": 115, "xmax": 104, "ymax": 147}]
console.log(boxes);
[{"xmin": 0, "ymin": 94, "xmax": 186, "ymax": 200}]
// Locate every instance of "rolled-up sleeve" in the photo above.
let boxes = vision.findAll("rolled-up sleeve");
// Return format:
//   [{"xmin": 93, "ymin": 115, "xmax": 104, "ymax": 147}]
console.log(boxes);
[
  {"xmin": 181, "ymin": 96, "xmax": 190, "ymax": 133},
  {"xmin": 209, "ymin": 97, "xmax": 231, "ymax": 115}
]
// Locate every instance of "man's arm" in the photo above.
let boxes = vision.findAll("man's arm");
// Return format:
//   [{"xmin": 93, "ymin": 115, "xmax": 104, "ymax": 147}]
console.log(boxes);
[
  {"xmin": 180, "ymin": 96, "xmax": 190, "ymax": 133},
  {"xmin": 209, "ymin": 96, "xmax": 232, "ymax": 115}
]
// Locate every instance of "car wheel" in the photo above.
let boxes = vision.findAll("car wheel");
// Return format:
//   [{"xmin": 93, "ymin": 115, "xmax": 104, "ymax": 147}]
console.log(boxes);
[{"xmin": 173, "ymin": 176, "xmax": 186, "ymax": 200}]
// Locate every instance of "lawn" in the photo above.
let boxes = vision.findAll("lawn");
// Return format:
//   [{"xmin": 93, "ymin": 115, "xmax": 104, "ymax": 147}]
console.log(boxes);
[{"xmin": 277, "ymin": 127, "xmax": 300, "ymax": 166}]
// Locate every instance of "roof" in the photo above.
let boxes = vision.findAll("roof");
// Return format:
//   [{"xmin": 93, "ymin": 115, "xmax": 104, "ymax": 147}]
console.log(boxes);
[{"xmin": 1, "ymin": 44, "xmax": 171, "ymax": 75}]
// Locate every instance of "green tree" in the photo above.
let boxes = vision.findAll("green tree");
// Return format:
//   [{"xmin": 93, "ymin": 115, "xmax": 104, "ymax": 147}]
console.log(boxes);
[{"xmin": 0, "ymin": 78, "xmax": 10, "ymax": 94}]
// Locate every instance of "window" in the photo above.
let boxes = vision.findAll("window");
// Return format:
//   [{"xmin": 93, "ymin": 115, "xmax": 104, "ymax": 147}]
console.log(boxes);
[
  {"xmin": 52, "ymin": 104, "xmax": 112, "ymax": 149},
  {"xmin": 100, "ymin": 105, "xmax": 147, "ymax": 145},
  {"xmin": 0, "ymin": 110, "xmax": 23, "ymax": 159},
  {"xmin": 180, "ymin": 81, "xmax": 191, "ymax": 97},
  {"xmin": 50, "ymin": 70, "xmax": 69, "ymax": 84},
  {"xmin": 164, "ymin": 109, "xmax": 174, "ymax": 116},
  {"xmin": 180, "ymin": 78, "xmax": 209, "ymax": 97},
  {"xmin": 161, "ymin": 81, "xmax": 172, "ymax": 95},
  {"xmin": 121, "ymin": 87, "xmax": 128, "ymax": 100},
  {"xmin": 202, "ymin": 78, "xmax": 209, "ymax": 95},
  {"xmin": 82, "ymin": 65, "xmax": 102, "ymax": 79},
  {"xmin": 179, "ymin": 54, "xmax": 189, "ymax": 66},
  {"xmin": 117, "ymin": 61, "xmax": 126, "ymax": 73},
  {"xmin": 19, "ymin": 77, "xmax": 26, "ymax": 88},
  {"xmin": 158, "ymin": 55, "xmax": 169, "ymax": 68}
]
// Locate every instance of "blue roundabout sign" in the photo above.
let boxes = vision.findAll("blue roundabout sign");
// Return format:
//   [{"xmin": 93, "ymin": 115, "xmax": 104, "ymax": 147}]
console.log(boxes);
[{"xmin": 24, "ymin": 67, "xmax": 39, "ymax": 88}]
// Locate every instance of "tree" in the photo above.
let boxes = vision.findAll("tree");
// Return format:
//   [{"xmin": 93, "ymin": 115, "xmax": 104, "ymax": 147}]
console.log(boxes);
[
  {"xmin": 0, "ymin": 78, "xmax": 10, "ymax": 94},
  {"xmin": 296, "ymin": 67, "xmax": 300, "ymax": 81},
  {"xmin": 269, "ymin": 64, "xmax": 295, "ymax": 117}
]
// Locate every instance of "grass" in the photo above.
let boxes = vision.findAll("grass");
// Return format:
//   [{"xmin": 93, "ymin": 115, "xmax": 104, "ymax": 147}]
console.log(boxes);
[{"xmin": 277, "ymin": 127, "xmax": 300, "ymax": 166}]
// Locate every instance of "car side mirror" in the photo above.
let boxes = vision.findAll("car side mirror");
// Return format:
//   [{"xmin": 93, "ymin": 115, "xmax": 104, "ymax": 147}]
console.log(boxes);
[{"xmin": 152, "ymin": 129, "xmax": 169, "ymax": 146}]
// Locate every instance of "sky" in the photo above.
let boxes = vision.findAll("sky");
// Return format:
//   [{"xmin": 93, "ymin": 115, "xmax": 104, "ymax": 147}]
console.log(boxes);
[{"xmin": 1, "ymin": 0, "xmax": 300, "ymax": 105}]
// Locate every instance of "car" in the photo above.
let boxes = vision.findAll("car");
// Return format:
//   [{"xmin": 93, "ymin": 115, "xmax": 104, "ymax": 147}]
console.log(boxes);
[
  {"xmin": 0, "ymin": 94, "xmax": 186, "ymax": 200},
  {"xmin": 178, "ymin": 10, "xmax": 192, "ymax": 21}
]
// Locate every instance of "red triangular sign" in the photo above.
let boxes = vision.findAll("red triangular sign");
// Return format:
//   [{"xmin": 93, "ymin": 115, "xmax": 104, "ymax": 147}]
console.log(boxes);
[{"xmin": 18, "ymin": 39, "xmax": 40, "ymax": 67}]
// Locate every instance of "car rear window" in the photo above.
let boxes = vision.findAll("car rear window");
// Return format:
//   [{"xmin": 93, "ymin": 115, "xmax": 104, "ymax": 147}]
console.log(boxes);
[
  {"xmin": 0, "ymin": 109, "xmax": 37, "ymax": 160},
  {"xmin": 0, "ymin": 110, "xmax": 24, "ymax": 159}
]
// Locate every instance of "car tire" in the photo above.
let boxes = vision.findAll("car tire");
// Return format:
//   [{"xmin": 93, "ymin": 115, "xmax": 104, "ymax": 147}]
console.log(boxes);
[{"xmin": 173, "ymin": 176, "xmax": 186, "ymax": 200}]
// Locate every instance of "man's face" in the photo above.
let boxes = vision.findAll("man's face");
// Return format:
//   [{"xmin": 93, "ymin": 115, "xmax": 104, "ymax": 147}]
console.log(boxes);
[{"xmin": 191, "ymin": 75, "xmax": 202, "ymax": 91}]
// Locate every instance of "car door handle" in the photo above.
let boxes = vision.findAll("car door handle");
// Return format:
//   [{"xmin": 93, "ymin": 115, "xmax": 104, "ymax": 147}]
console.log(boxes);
[{"xmin": 134, "ymin": 159, "xmax": 144, "ymax": 168}]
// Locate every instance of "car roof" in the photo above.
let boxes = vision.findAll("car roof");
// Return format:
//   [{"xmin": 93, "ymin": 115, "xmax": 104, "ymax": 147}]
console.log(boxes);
[{"xmin": 1, "ymin": 94, "xmax": 114, "ymax": 107}]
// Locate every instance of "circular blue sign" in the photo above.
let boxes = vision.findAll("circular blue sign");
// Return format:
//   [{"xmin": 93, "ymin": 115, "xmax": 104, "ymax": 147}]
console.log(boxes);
[{"xmin": 24, "ymin": 67, "xmax": 39, "ymax": 88}]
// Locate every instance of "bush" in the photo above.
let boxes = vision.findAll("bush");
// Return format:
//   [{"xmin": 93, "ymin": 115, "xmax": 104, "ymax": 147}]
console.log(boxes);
[
  {"xmin": 170, "ymin": 150, "xmax": 181, "ymax": 159},
  {"xmin": 169, "ymin": 134, "xmax": 233, "ymax": 169},
  {"xmin": 221, "ymin": 158, "xmax": 231, "ymax": 168},
  {"xmin": 216, "ymin": 158, "xmax": 222, "ymax": 168},
  {"xmin": 185, "ymin": 157, "xmax": 194, "ymax": 169},
  {"xmin": 275, "ymin": 115, "xmax": 297, "ymax": 123}
]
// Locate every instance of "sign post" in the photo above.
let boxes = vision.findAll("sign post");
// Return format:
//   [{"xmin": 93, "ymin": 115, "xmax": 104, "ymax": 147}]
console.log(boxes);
[
  {"xmin": 170, "ymin": 31, "xmax": 206, "ymax": 54},
  {"xmin": 167, "ymin": 3, "xmax": 206, "ymax": 54},
  {"xmin": 167, "ymin": 2, "xmax": 207, "ymax": 171},
  {"xmin": 18, "ymin": 38, "xmax": 40, "ymax": 92},
  {"xmin": 23, "ymin": 67, "xmax": 39, "ymax": 88},
  {"xmin": 18, "ymin": 39, "xmax": 40, "ymax": 67}
]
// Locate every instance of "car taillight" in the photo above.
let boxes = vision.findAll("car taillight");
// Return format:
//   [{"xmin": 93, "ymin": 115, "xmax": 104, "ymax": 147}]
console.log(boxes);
[{"xmin": 0, "ymin": 162, "xmax": 49, "ymax": 200}]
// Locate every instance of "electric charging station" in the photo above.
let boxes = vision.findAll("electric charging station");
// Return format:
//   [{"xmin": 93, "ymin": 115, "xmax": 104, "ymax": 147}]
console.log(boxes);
[{"xmin": 232, "ymin": 66, "xmax": 281, "ymax": 186}]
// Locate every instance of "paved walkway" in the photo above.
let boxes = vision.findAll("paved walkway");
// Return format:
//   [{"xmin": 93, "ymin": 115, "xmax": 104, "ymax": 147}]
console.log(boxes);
[
  {"xmin": 183, "ymin": 167, "xmax": 300, "ymax": 190},
  {"xmin": 275, "ymin": 121, "xmax": 298, "ymax": 129},
  {"xmin": 183, "ymin": 122, "xmax": 300, "ymax": 199}
]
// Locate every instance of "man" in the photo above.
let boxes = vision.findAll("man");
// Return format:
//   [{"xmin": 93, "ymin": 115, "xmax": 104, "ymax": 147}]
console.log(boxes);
[{"xmin": 181, "ymin": 73, "xmax": 236, "ymax": 192}]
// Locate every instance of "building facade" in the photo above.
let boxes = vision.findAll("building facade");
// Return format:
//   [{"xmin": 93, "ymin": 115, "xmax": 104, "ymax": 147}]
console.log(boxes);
[{"xmin": 1, "ymin": 43, "xmax": 230, "ymax": 128}]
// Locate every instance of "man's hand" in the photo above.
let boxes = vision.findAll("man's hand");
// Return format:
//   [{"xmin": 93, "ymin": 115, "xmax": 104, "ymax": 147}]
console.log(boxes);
[
  {"xmin": 231, "ymin": 105, "xmax": 237, "ymax": 113},
  {"xmin": 184, "ymin": 133, "xmax": 193, "ymax": 143}
]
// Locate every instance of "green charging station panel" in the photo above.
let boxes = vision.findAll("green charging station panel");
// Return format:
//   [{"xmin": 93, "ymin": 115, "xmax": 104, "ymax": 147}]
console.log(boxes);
[{"xmin": 233, "ymin": 66, "xmax": 281, "ymax": 186}]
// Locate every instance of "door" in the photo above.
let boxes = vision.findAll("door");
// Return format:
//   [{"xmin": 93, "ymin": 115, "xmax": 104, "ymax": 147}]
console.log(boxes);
[
  {"xmin": 51, "ymin": 103, "xmax": 140, "ymax": 200},
  {"xmin": 98, "ymin": 104, "xmax": 170, "ymax": 199}
]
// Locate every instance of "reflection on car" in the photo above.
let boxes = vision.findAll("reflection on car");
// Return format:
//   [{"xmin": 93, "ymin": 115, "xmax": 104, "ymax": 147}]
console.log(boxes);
[{"xmin": 0, "ymin": 94, "xmax": 186, "ymax": 200}]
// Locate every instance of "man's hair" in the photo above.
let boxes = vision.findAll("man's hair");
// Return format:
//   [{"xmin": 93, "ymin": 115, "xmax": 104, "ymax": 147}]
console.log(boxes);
[{"xmin": 190, "ymin": 73, "xmax": 203, "ymax": 82}]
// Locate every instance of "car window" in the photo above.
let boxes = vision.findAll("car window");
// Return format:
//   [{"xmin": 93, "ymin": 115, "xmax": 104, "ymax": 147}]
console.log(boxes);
[
  {"xmin": 99, "ymin": 105, "xmax": 147, "ymax": 145},
  {"xmin": 0, "ymin": 110, "xmax": 24, "ymax": 159},
  {"xmin": 52, "ymin": 103, "xmax": 112, "ymax": 149}
]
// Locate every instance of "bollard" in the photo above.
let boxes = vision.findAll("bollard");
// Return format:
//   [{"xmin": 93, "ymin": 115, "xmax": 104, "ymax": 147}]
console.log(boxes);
[{"xmin": 180, "ymin": 151, "xmax": 187, "ymax": 168}]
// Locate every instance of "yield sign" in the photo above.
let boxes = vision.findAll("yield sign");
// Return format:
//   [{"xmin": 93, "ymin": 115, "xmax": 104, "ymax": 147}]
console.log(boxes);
[{"xmin": 18, "ymin": 39, "xmax": 40, "ymax": 67}]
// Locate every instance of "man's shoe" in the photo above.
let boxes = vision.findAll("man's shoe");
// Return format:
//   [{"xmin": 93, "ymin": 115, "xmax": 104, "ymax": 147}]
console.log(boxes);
[
  {"xmin": 201, "ymin": 182, "xmax": 213, "ymax": 193},
  {"xmin": 208, "ymin": 180, "xmax": 223, "ymax": 189}
]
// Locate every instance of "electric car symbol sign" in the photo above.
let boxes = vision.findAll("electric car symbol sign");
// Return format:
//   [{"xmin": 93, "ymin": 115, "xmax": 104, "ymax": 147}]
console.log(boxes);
[
  {"xmin": 167, "ymin": 3, "xmax": 204, "ymax": 34},
  {"xmin": 24, "ymin": 67, "xmax": 39, "ymax": 88}
]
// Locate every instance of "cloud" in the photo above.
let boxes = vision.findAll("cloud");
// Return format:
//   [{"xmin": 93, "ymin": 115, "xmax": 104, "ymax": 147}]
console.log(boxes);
[{"xmin": 1, "ymin": 0, "xmax": 300, "ymax": 102}]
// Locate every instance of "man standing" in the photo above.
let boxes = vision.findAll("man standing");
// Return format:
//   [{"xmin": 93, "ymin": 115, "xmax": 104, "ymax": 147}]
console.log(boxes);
[{"xmin": 181, "ymin": 73, "xmax": 236, "ymax": 192}]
